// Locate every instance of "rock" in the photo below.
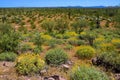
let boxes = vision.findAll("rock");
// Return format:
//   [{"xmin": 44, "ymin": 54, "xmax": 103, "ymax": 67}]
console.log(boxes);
[
  {"xmin": 51, "ymin": 75, "xmax": 59, "ymax": 80},
  {"xmin": 44, "ymin": 77, "xmax": 48, "ymax": 80},
  {"xmin": 48, "ymin": 77, "xmax": 55, "ymax": 80},
  {"xmin": 43, "ymin": 75, "xmax": 66, "ymax": 80},
  {"xmin": 66, "ymin": 60, "xmax": 72, "ymax": 65},
  {"xmin": 62, "ymin": 64, "xmax": 70, "ymax": 70},
  {"xmin": 40, "ymin": 69, "xmax": 47, "ymax": 75},
  {"xmin": 59, "ymin": 76, "xmax": 66, "ymax": 80},
  {"xmin": 92, "ymin": 57, "xmax": 97, "ymax": 65},
  {"xmin": 114, "ymin": 74, "xmax": 120, "ymax": 80}
]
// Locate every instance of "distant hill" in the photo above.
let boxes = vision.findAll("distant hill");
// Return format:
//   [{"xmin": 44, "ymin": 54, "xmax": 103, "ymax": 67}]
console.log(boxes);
[
  {"xmin": 65, "ymin": 6, "xmax": 106, "ymax": 8},
  {"xmin": 0, "ymin": 6, "xmax": 120, "ymax": 8}
]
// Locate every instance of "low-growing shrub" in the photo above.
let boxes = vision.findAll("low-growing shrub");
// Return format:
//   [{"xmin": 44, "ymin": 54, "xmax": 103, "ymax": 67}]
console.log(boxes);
[
  {"xmin": 19, "ymin": 42, "xmax": 35, "ymax": 53},
  {"xmin": 47, "ymin": 39, "xmax": 57, "ymax": 48},
  {"xmin": 33, "ymin": 46, "xmax": 42, "ymax": 54},
  {"xmin": 15, "ymin": 53, "xmax": 45, "ymax": 75},
  {"xmin": 80, "ymin": 31, "xmax": 97, "ymax": 46},
  {"xmin": 41, "ymin": 34, "xmax": 52, "ymax": 41},
  {"xmin": 63, "ymin": 31, "xmax": 78, "ymax": 39},
  {"xmin": 76, "ymin": 45, "xmax": 96, "ymax": 59},
  {"xmin": 111, "ymin": 39, "xmax": 120, "ymax": 49},
  {"xmin": 0, "ymin": 24, "xmax": 21, "ymax": 52},
  {"xmin": 70, "ymin": 65, "xmax": 109, "ymax": 80},
  {"xmin": 68, "ymin": 38, "xmax": 85, "ymax": 46},
  {"xmin": 100, "ymin": 43, "xmax": 116, "ymax": 52},
  {"xmin": 45, "ymin": 48, "xmax": 68, "ymax": 65},
  {"xmin": 97, "ymin": 51, "xmax": 120, "ymax": 72},
  {"xmin": 0, "ymin": 52, "xmax": 17, "ymax": 61},
  {"xmin": 55, "ymin": 34, "xmax": 63, "ymax": 39},
  {"xmin": 64, "ymin": 44, "xmax": 73, "ymax": 50},
  {"xmin": 93, "ymin": 37, "xmax": 105, "ymax": 48}
]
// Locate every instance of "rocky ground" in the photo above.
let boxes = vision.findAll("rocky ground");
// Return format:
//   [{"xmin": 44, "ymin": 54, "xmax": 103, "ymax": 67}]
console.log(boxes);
[{"xmin": 0, "ymin": 61, "xmax": 68, "ymax": 80}]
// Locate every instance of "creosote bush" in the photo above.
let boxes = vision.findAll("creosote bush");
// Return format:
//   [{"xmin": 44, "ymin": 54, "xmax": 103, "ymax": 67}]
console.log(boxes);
[
  {"xmin": 45, "ymin": 48, "xmax": 68, "ymax": 65},
  {"xmin": 0, "ymin": 52, "xmax": 17, "ymax": 61},
  {"xmin": 76, "ymin": 45, "xmax": 96, "ymax": 59},
  {"xmin": 15, "ymin": 53, "xmax": 45, "ymax": 75},
  {"xmin": 70, "ymin": 65, "xmax": 109, "ymax": 80}
]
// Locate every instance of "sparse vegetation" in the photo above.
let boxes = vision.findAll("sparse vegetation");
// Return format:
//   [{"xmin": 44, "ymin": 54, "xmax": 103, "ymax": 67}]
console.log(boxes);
[{"xmin": 0, "ymin": 7, "xmax": 120, "ymax": 80}]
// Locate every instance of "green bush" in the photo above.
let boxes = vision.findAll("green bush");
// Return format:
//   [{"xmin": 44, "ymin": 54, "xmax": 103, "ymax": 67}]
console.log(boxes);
[
  {"xmin": 97, "ymin": 51, "xmax": 120, "ymax": 72},
  {"xmin": 54, "ymin": 19, "xmax": 68, "ymax": 34},
  {"xmin": 45, "ymin": 48, "xmax": 68, "ymax": 65},
  {"xmin": 111, "ymin": 39, "xmax": 120, "ymax": 49},
  {"xmin": 64, "ymin": 44, "xmax": 73, "ymax": 50},
  {"xmin": 63, "ymin": 31, "xmax": 78, "ymax": 39},
  {"xmin": 71, "ymin": 20, "xmax": 88, "ymax": 33},
  {"xmin": 99, "ymin": 43, "xmax": 116, "ymax": 52},
  {"xmin": 33, "ymin": 46, "xmax": 42, "ymax": 54},
  {"xmin": 55, "ymin": 34, "xmax": 63, "ymax": 39},
  {"xmin": 80, "ymin": 31, "xmax": 97, "ymax": 46},
  {"xmin": 41, "ymin": 20, "xmax": 55, "ymax": 33},
  {"xmin": 0, "ymin": 24, "xmax": 20, "ymax": 52},
  {"xmin": 19, "ymin": 42, "xmax": 34, "ymax": 53},
  {"xmin": 70, "ymin": 65, "xmax": 109, "ymax": 80},
  {"xmin": 93, "ymin": 37, "xmax": 105, "ymax": 49},
  {"xmin": 33, "ymin": 32, "xmax": 43, "ymax": 48},
  {"xmin": 0, "ymin": 52, "xmax": 17, "ymax": 61},
  {"xmin": 15, "ymin": 53, "xmax": 45, "ymax": 75},
  {"xmin": 67, "ymin": 38, "xmax": 85, "ymax": 46},
  {"xmin": 76, "ymin": 45, "xmax": 96, "ymax": 59},
  {"xmin": 0, "ymin": 24, "xmax": 13, "ymax": 34}
]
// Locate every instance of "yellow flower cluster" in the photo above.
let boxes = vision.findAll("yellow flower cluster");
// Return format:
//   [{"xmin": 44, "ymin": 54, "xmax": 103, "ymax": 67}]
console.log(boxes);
[
  {"xmin": 16, "ymin": 53, "xmax": 45, "ymax": 75},
  {"xmin": 111, "ymin": 39, "xmax": 120, "ymax": 48},
  {"xmin": 41, "ymin": 34, "xmax": 52, "ymax": 41},
  {"xmin": 100, "ymin": 43, "xmax": 115, "ymax": 52}
]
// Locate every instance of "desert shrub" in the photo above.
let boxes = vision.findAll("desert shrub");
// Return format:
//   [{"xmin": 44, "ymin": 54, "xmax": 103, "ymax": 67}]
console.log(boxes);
[
  {"xmin": 54, "ymin": 19, "xmax": 68, "ymax": 34},
  {"xmin": 33, "ymin": 46, "xmax": 42, "ymax": 54},
  {"xmin": 64, "ymin": 44, "xmax": 73, "ymax": 50},
  {"xmin": 33, "ymin": 32, "xmax": 43, "ymax": 48},
  {"xmin": 46, "ymin": 39, "xmax": 57, "ymax": 48},
  {"xmin": 93, "ymin": 37, "xmax": 105, "ymax": 48},
  {"xmin": 76, "ymin": 45, "xmax": 96, "ymax": 59},
  {"xmin": 63, "ymin": 31, "xmax": 78, "ymax": 39},
  {"xmin": 45, "ymin": 48, "xmax": 68, "ymax": 65},
  {"xmin": 70, "ymin": 65, "xmax": 109, "ymax": 80},
  {"xmin": 41, "ymin": 34, "xmax": 52, "ymax": 41},
  {"xmin": 71, "ymin": 20, "xmax": 88, "ymax": 33},
  {"xmin": 97, "ymin": 51, "xmax": 120, "ymax": 72},
  {"xmin": 18, "ymin": 42, "xmax": 35, "ymax": 53},
  {"xmin": 41, "ymin": 20, "xmax": 55, "ymax": 33},
  {"xmin": 15, "ymin": 53, "xmax": 45, "ymax": 75},
  {"xmin": 111, "ymin": 39, "xmax": 120, "ymax": 49},
  {"xmin": 68, "ymin": 37, "xmax": 85, "ymax": 46},
  {"xmin": 46, "ymin": 39, "xmax": 65, "ymax": 47},
  {"xmin": 80, "ymin": 31, "xmax": 97, "ymax": 46},
  {"xmin": 0, "ymin": 52, "xmax": 17, "ymax": 61},
  {"xmin": 100, "ymin": 43, "xmax": 116, "ymax": 52},
  {"xmin": 0, "ymin": 24, "xmax": 20, "ymax": 52},
  {"xmin": 0, "ymin": 31, "xmax": 20, "ymax": 52},
  {"xmin": 55, "ymin": 34, "xmax": 63, "ymax": 39}
]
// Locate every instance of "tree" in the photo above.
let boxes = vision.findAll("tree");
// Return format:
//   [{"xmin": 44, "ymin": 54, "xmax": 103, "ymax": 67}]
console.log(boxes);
[{"xmin": 71, "ymin": 20, "xmax": 88, "ymax": 33}]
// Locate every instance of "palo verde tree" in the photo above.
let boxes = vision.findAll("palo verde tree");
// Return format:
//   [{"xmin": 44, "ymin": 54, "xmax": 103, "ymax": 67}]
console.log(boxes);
[
  {"xmin": 71, "ymin": 19, "xmax": 88, "ymax": 33},
  {"xmin": 55, "ymin": 19, "xmax": 68, "ymax": 34},
  {"xmin": 41, "ymin": 20, "xmax": 55, "ymax": 34}
]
